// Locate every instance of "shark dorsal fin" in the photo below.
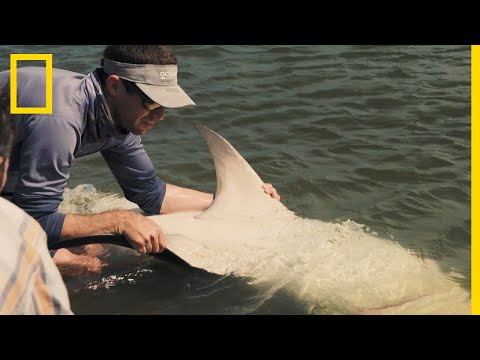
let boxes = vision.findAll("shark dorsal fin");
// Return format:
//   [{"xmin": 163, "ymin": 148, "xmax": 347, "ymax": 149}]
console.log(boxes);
[{"xmin": 195, "ymin": 125, "xmax": 290, "ymax": 220}]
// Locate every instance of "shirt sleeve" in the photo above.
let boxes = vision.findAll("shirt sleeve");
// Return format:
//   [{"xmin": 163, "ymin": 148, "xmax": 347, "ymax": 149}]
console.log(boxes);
[
  {"xmin": 13, "ymin": 114, "xmax": 78, "ymax": 245},
  {"xmin": 101, "ymin": 133, "xmax": 166, "ymax": 214}
]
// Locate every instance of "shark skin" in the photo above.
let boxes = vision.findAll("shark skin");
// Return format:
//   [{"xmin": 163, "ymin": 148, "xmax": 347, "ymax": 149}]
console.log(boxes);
[{"xmin": 136, "ymin": 125, "xmax": 471, "ymax": 315}]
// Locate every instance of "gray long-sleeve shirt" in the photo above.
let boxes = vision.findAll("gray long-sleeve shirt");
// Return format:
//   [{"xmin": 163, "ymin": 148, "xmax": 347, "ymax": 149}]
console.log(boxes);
[{"xmin": 0, "ymin": 67, "xmax": 166, "ymax": 245}]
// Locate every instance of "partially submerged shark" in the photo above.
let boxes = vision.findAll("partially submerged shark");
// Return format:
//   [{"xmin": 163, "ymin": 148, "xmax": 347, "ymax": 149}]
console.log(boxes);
[{"xmin": 58, "ymin": 125, "xmax": 471, "ymax": 314}]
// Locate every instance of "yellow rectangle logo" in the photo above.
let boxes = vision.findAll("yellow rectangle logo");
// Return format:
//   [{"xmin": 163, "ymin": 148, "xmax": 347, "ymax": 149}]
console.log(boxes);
[
  {"xmin": 10, "ymin": 54, "xmax": 53, "ymax": 114},
  {"xmin": 473, "ymin": 45, "xmax": 478, "ymax": 315}
]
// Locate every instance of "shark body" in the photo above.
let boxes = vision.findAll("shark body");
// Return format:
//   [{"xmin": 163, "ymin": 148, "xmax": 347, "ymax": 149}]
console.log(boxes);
[
  {"xmin": 143, "ymin": 125, "xmax": 471, "ymax": 314},
  {"xmin": 64, "ymin": 125, "xmax": 471, "ymax": 314}
]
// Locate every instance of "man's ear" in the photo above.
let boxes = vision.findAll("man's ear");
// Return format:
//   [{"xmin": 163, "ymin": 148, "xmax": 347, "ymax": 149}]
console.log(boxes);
[
  {"xmin": 105, "ymin": 75, "xmax": 123, "ymax": 97},
  {"xmin": 0, "ymin": 155, "xmax": 4, "ymax": 168}
]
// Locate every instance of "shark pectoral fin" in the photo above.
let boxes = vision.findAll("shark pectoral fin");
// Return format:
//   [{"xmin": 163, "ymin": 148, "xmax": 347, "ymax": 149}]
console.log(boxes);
[
  {"xmin": 195, "ymin": 125, "xmax": 290, "ymax": 220},
  {"xmin": 166, "ymin": 234, "xmax": 209, "ymax": 261}
]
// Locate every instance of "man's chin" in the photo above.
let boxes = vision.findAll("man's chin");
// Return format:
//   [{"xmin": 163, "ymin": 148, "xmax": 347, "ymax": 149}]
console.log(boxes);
[
  {"xmin": 134, "ymin": 123, "xmax": 156, "ymax": 135},
  {"xmin": 131, "ymin": 128, "xmax": 149, "ymax": 136}
]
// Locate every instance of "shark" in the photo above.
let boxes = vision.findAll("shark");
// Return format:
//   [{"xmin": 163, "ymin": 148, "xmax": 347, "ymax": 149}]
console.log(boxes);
[{"xmin": 59, "ymin": 125, "xmax": 471, "ymax": 315}]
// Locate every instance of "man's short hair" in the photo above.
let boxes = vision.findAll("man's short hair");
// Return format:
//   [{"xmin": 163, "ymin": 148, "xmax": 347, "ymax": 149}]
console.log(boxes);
[
  {"xmin": 0, "ymin": 84, "xmax": 14, "ymax": 159},
  {"xmin": 103, "ymin": 45, "xmax": 177, "ymax": 65}
]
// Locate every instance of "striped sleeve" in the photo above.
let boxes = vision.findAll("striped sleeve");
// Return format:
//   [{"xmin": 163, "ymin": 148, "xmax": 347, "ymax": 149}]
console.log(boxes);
[{"xmin": 0, "ymin": 198, "xmax": 73, "ymax": 315}]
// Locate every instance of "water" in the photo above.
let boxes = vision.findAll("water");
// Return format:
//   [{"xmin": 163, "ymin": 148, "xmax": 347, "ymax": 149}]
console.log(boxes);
[{"xmin": 0, "ymin": 45, "xmax": 471, "ymax": 314}]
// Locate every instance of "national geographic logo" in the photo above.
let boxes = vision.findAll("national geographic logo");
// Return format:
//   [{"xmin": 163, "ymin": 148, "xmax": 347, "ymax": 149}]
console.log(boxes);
[{"xmin": 10, "ymin": 54, "xmax": 53, "ymax": 114}]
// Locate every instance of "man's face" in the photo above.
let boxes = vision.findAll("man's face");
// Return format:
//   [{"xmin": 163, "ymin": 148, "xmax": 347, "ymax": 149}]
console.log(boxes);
[{"xmin": 108, "ymin": 77, "xmax": 166, "ymax": 136}]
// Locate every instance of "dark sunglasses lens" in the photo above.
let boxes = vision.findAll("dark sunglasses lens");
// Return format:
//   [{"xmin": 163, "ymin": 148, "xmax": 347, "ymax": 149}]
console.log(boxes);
[
  {"xmin": 144, "ymin": 101, "xmax": 162, "ymax": 111},
  {"xmin": 124, "ymin": 80, "xmax": 162, "ymax": 111}
]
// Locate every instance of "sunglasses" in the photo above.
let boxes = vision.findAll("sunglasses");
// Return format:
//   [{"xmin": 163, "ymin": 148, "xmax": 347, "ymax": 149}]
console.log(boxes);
[{"xmin": 121, "ymin": 79, "xmax": 163, "ymax": 111}]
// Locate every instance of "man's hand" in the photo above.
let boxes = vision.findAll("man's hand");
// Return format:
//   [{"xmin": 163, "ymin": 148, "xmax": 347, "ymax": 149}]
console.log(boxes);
[
  {"xmin": 262, "ymin": 183, "xmax": 281, "ymax": 201},
  {"xmin": 62, "ymin": 210, "xmax": 167, "ymax": 257},
  {"xmin": 54, "ymin": 248, "xmax": 107, "ymax": 278},
  {"xmin": 69, "ymin": 244, "xmax": 110, "ymax": 257},
  {"xmin": 116, "ymin": 212, "xmax": 167, "ymax": 255}
]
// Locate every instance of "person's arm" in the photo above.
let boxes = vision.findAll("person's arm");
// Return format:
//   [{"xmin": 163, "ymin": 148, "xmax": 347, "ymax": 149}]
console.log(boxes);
[
  {"xmin": 9, "ymin": 115, "xmax": 105, "ymax": 276},
  {"xmin": 101, "ymin": 133, "xmax": 217, "ymax": 214},
  {"xmin": 55, "ymin": 208, "xmax": 166, "ymax": 277},
  {"xmin": 101, "ymin": 133, "xmax": 280, "ymax": 216},
  {"xmin": 160, "ymin": 183, "xmax": 280, "ymax": 213},
  {"xmin": 61, "ymin": 209, "xmax": 166, "ymax": 255},
  {"xmin": 13, "ymin": 116, "xmax": 166, "ymax": 254},
  {"xmin": 12, "ymin": 114, "xmax": 78, "ymax": 244},
  {"xmin": 11, "ymin": 116, "xmax": 164, "ymax": 280},
  {"xmin": 101, "ymin": 133, "xmax": 167, "ymax": 215},
  {"xmin": 160, "ymin": 183, "xmax": 213, "ymax": 214}
]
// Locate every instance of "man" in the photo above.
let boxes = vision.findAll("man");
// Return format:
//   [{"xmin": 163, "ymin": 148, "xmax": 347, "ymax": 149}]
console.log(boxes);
[
  {"xmin": 0, "ymin": 85, "xmax": 72, "ymax": 314},
  {"xmin": 0, "ymin": 45, "xmax": 280, "ymax": 274}
]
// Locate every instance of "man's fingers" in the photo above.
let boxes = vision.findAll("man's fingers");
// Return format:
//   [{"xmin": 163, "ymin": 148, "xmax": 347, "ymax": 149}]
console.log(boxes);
[
  {"xmin": 270, "ymin": 187, "xmax": 280, "ymax": 201},
  {"xmin": 262, "ymin": 183, "xmax": 271, "ymax": 194},
  {"xmin": 123, "ymin": 214, "xmax": 167, "ymax": 255},
  {"xmin": 160, "ymin": 235, "xmax": 167, "ymax": 253},
  {"xmin": 136, "ymin": 244, "xmax": 146, "ymax": 255},
  {"xmin": 271, "ymin": 189, "xmax": 280, "ymax": 201},
  {"xmin": 262, "ymin": 183, "xmax": 280, "ymax": 200},
  {"xmin": 151, "ymin": 235, "xmax": 160, "ymax": 253},
  {"xmin": 155, "ymin": 234, "xmax": 167, "ymax": 254},
  {"xmin": 144, "ymin": 240, "xmax": 152, "ymax": 254}
]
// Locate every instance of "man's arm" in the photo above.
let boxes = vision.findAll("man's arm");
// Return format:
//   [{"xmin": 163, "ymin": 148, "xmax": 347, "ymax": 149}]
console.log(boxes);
[
  {"xmin": 7, "ymin": 115, "xmax": 110, "ymax": 276},
  {"xmin": 160, "ymin": 183, "xmax": 279, "ymax": 213},
  {"xmin": 61, "ymin": 209, "xmax": 166, "ymax": 255},
  {"xmin": 102, "ymin": 133, "xmax": 227, "ymax": 215},
  {"xmin": 102, "ymin": 133, "xmax": 280, "ymax": 215},
  {"xmin": 11, "ymin": 114, "xmax": 77, "ymax": 244},
  {"xmin": 160, "ymin": 183, "xmax": 213, "ymax": 214},
  {"xmin": 55, "ymin": 180, "xmax": 281, "ymax": 274},
  {"xmin": 55, "ymin": 209, "xmax": 167, "ymax": 277},
  {"xmin": 101, "ymin": 133, "xmax": 167, "ymax": 215},
  {"xmin": 12, "ymin": 115, "xmax": 167, "ymax": 255}
]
